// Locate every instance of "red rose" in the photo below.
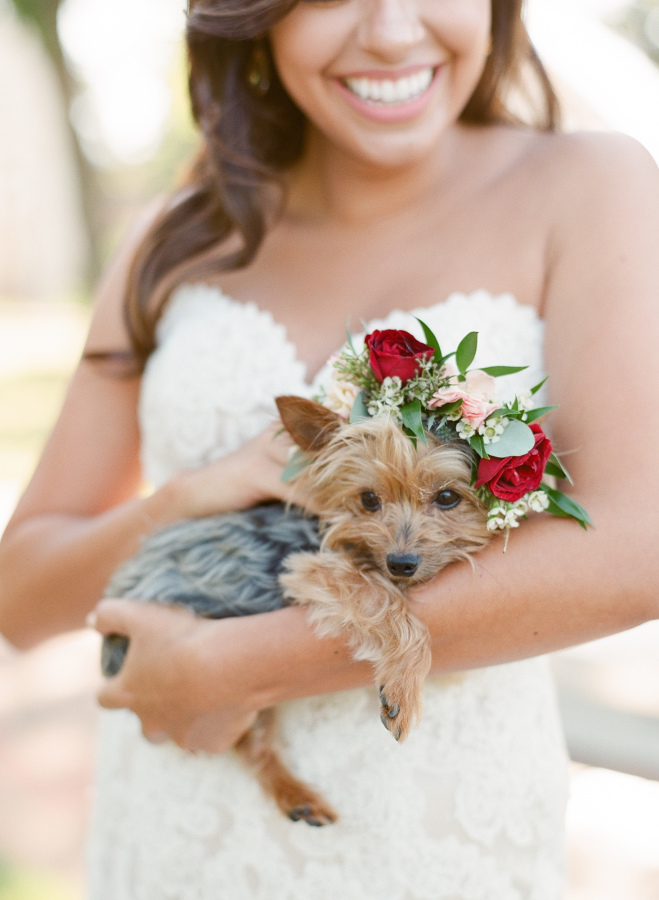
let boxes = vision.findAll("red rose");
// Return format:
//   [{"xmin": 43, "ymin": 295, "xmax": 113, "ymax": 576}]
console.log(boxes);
[
  {"xmin": 365, "ymin": 329, "xmax": 434, "ymax": 384},
  {"xmin": 474, "ymin": 423, "xmax": 552, "ymax": 502}
]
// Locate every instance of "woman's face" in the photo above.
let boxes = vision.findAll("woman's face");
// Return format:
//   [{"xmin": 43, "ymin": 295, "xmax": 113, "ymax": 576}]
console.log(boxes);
[{"xmin": 269, "ymin": 0, "xmax": 492, "ymax": 169}]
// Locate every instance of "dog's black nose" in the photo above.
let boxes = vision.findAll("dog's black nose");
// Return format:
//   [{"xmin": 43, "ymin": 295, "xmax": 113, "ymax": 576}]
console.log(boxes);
[{"xmin": 386, "ymin": 554, "xmax": 421, "ymax": 578}]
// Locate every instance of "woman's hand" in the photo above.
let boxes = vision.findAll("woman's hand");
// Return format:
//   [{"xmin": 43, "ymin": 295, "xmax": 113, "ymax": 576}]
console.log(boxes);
[
  {"xmin": 93, "ymin": 599, "xmax": 259, "ymax": 753},
  {"xmin": 165, "ymin": 421, "xmax": 302, "ymax": 521}
]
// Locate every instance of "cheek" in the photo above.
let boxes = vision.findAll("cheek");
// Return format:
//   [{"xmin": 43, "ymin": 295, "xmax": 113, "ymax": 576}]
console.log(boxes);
[{"xmin": 269, "ymin": 7, "xmax": 349, "ymax": 112}]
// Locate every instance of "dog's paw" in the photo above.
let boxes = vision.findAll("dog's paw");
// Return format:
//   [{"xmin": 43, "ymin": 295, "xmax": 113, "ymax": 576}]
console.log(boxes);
[
  {"xmin": 273, "ymin": 778, "xmax": 338, "ymax": 827},
  {"xmin": 288, "ymin": 802, "xmax": 337, "ymax": 827},
  {"xmin": 378, "ymin": 684, "xmax": 419, "ymax": 743}
]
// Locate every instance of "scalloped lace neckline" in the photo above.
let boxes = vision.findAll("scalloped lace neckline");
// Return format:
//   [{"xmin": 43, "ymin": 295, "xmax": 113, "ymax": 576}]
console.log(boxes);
[{"xmin": 167, "ymin": 283, "xmax": 543, "ymax": 388}]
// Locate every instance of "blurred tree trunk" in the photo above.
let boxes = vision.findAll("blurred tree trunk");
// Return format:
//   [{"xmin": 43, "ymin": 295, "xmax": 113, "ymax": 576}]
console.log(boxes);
[{"xmin": 9, "ymin": 0, "xmax": 102, "ymax": 283}]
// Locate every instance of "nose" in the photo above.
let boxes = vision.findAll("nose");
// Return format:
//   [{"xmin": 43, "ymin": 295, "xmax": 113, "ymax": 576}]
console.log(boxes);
[
  {"xmin": 386, "ymin": 553, "xmax": 421, "ymax": 578},
  {"xmin": 358, "ymin": 0, "xmax": 425, "ymax": 61}
]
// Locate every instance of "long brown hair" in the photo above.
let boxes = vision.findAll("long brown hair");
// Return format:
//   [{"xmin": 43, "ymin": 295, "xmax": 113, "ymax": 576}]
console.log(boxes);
[{"xmin": 119, "ymin": 0, "xmax": 559, "ymax": 369}]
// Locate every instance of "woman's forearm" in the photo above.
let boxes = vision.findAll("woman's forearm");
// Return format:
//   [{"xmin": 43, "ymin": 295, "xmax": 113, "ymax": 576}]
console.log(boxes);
[
  {"xmin": 221, "ymin": 496, "xmax": 658, "ymax": 712},
  {"xmin": 0, "ymin": 484, "xmax": 186, "ymax": 649}
]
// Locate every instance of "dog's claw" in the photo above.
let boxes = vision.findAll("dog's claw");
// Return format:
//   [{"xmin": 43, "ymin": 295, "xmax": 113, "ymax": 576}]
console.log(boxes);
[
  {"xmin": 288, "ymin": 804, "xmax": 334, "ymax": 827},
  {"xmin": 379, "ymin": 685, "xmax": 387, "ymax": 706},
  {"xmin": 388, "ymin": 703, "xmax": 400, "ymax": 719},
  {"xmin": 394, "ymin": 726, "xmax": 402, "ymax": 742}
]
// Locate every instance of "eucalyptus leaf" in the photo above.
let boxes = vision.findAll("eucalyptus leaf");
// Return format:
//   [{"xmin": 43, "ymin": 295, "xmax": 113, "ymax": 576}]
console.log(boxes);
[
  {"xmin": 281, "ymin": 451, "xmax": 311, "ymax": 483},
  {"xmin": 349, "ymin": 391, "xmax": 371, "ymax": 423},
  {"xmin": 524, "ymin": 405, "xmax": 558, "ymax": 424},
  {"xmin": 480, "ymin": 365, "xmax": 528, "ymax": 377},
  {"xmin": 456, "ymin": 332, "xmax": 478, "ymax": 374},
  {"xmin": 415, "ymin": 317, "xmax": 442, "ymax": 362},
  {"xmin": 485, "ymin": 419, "xmax": 535, "ymax": 458},
  {"xmin": 541, "ymin": 483, "xmax": 592, "ymax": 528},
  {"xmin": 401, "ymin": 399, "xmax": 427, "ymax": 445}
]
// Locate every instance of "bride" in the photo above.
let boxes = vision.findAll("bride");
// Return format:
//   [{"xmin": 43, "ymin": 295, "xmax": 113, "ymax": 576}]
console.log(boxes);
[{"xmin": 1, "ymin": 0, "xmax": 658, "ymax": 896}]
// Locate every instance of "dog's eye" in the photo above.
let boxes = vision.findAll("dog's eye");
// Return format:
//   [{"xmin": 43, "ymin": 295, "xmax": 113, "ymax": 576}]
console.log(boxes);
[
  {"xmin": 360, "ymin": 491, "xmax": 382, "ymax": 512},
  {"xmin": 433, "ymin": 490, "xmax": 461, "ymax": 510}
]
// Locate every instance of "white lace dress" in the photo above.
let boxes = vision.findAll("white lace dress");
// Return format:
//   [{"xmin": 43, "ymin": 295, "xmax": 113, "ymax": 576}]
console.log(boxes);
[{"xmin": 86, "ymin": 286, "xmax": 569, "ymax": 900}]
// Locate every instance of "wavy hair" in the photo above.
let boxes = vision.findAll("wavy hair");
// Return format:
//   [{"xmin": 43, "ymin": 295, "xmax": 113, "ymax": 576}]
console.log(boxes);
[{"xmin": 118, "ymin": 0, "xmax": 559, "ymax": 369}]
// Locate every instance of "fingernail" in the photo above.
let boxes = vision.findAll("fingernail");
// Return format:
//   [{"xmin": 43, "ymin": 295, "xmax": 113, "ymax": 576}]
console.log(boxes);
[{"xmin": 85, "ymin": 611, "xmax": 98, "ymax": 629}]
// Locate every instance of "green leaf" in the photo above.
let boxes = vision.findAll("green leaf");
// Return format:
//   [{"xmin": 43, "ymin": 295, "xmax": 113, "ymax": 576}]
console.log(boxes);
[
  {"xmin": 349, "ymin": 391, "xmax": 371, "ymax": 424},
  {"xmin": 488, "ymin": 406, "xmax": 524, "ymax": 420},
  {"xmin": 281, "ymin": 450, "xmax": 311, "ymax": 483},
  {"xmin": 456, "ymin": 332, "xmax": 478, "ymax": 374},
  {"xmin": 485, "ymin": 419, "xmax": 536, "ymax": 458},
  {"xmin": 541, "ymin": 484, "xmax": 592, "ymax": 528},
  {"xmin": 415, "ymin": 317, "xmax": 442, "ymax": 362},
  {"xmin": 438, "ymin": 350, "xmax": 456, "ymax": 367},
  {"xmin": 480, "ymin": 365, "xmax": 528, "ymax": 377},
  {"xmin": 432, "ymin": 399, "xmax": 463, "ymax": 417},
  {"xmin": 345, "ymin": 319, "xmax": 357, "ymax": 355},
  {"xmin": 523, "ymin": 405, "xmax": 558, "ymax": 424},
  {"xmin": 545, "ymin": 453, "xmax": 573, "ymax": 484},
  {"xmin": 469, "ymin": 433, "xmax": 488, "ymax": 459},
  {"xmin": 400, "ymin": 399, "xmax": 427, "ymax": 445},
  {"xmin": 530, "ymin": 376, "xmax": 549, "ymax": 396}
]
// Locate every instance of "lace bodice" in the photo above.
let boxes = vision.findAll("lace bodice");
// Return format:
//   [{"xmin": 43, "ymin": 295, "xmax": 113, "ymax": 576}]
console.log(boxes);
[{"xmin": 87, "ymin": 287, "xmax": 568, "ymax": 900}]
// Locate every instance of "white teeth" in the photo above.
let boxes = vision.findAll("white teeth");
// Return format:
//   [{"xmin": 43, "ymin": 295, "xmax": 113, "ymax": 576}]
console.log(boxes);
[{"xmin": 344, "ymin": 67, "xmax": 435, "ymax": 106}]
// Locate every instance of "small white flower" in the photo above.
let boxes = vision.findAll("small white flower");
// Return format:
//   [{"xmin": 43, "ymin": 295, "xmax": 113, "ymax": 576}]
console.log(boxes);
[
  {"xmin": 517, "ymin": 389, "xmax": 534, "ymax": 412},
  {"xmin": 503, "ymin": 510, "xmax": 521, "ymax": 529},
  {"xmin": 487, "ymin": 516, "xmax": 504, "ymax": 532},
  {"xmin": 446, "ymin": 407, "xmax": 463, "ymax": 422},
  {"xmin": 478, "ymin": 416, "xmax": 507, "ymax": 445},
  {"xmin": 456, "ymin": 419, "xmax": 476, "ymax": 440},
  {"xmin": 513, "ymin": 496, "xmax": 529, "ymax": 515},
  {"xmin": 527, "ymin": 490, "xmax": 550, "ymax": 513}
]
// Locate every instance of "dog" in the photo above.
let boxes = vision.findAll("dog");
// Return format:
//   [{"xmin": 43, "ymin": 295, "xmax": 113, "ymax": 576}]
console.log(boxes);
[{"xmin": 101, "ymin": 395, "xmax": 492, "ymax": 826}]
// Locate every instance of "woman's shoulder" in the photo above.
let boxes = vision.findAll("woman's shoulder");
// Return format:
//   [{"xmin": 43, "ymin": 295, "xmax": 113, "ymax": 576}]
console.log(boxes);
[{"xmin": 522, "ymin": 128, "xmax": 659, "ymax": 200}]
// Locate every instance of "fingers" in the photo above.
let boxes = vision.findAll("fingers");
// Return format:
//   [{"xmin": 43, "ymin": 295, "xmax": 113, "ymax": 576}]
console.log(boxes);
[{"xmin": 91, "ymin": 598, "xmax": 141, "ymax": 637}]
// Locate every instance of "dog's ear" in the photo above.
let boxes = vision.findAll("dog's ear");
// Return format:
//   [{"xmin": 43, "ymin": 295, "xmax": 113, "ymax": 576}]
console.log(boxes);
[{"xmin": 276, "ymin": 396, "xmax": 342, "ymax": 453}]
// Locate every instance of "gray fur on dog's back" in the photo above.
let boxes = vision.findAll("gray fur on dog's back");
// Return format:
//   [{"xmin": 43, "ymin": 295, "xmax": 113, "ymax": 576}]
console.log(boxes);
[{"xmin": 101, "ymin": 503, "xmax": 320, "ymax": 676}]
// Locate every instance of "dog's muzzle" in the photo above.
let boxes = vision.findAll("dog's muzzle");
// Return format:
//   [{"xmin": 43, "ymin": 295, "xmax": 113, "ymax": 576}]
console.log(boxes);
[{"xmin": 386, "ymin": 553, "xmax": 421, "ymax": 578}]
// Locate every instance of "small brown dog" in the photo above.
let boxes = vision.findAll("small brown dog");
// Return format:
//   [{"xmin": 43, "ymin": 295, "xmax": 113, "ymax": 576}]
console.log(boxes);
[{"xmin": 233, "ymin": 395, "xmax": 492, "ymax": 825}]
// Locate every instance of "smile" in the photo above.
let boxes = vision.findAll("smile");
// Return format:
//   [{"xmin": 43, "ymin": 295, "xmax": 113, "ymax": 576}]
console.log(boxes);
[{"xmin": 342, "ymin": 67, "xmax": 435, "ymax": 106}]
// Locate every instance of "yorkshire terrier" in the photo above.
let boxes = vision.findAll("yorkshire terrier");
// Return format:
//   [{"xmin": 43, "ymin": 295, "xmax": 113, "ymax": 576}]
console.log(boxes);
[{"xmin": 101, "ymin": 395, "xmax": 492, "ymax": 826}]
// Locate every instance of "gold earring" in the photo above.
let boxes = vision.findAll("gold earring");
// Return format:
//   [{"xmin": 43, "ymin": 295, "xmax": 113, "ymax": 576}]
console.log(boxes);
[{"xmin": 247, "ymin": 42, "xmax": 271, "ymax": 97}]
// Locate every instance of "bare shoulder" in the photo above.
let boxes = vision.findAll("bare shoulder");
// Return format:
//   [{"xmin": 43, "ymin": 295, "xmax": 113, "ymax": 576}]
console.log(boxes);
[
  {"xmin": 528, "ymin": 129, "xmax": 659, "ymax": 210},
  {"xmin": 85, "ymin": 198, "xmax": 166, "ymax": 354}
]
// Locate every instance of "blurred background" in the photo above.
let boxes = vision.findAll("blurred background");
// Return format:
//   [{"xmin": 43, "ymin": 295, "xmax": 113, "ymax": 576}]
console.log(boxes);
[{"xmin": 1, "ymin": 0, "xmax": 659, "ymax": 896}]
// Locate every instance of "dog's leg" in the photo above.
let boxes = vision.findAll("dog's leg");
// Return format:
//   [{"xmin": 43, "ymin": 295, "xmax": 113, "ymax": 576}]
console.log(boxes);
[
  {"xmin": 281, "ymin": 553, "xmax": 432, "ymax": 742},
  {"xmin": 235, "ymin": 708, "xmax": 337, "ymax": 826}
]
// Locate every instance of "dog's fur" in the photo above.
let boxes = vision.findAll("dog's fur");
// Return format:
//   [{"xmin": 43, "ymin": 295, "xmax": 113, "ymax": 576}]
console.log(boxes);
[{"xmin": 101, "ymin": 396, "xmax": 492, "ymax": 826}]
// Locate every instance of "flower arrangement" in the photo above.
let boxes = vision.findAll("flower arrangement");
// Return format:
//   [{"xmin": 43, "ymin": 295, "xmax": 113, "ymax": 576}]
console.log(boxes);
[{"xmin": 315, "ymin": 320, "xmax": 591, "ymax": 535}]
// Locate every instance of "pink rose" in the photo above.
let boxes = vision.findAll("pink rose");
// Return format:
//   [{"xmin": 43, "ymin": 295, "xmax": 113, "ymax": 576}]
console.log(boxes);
[{"xmin": 428, "ymin": 369, "xmax": 499, "ymax": 429}]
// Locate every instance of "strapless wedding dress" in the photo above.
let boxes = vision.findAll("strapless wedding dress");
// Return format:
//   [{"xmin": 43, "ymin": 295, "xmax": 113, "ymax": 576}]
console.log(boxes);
[{"xmin": 86, "ymin": 286, "xmax": 569, "ymax": 900}]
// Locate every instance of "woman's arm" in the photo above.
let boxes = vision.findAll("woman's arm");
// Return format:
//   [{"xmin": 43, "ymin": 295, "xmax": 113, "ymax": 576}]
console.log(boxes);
[
  {"xmin": 0, "ymin": 218, "xmax": 295, "ymax": 650},
  {"xmin": 94, "ymin": 132, "xmax": 659, "ymax": 751}
]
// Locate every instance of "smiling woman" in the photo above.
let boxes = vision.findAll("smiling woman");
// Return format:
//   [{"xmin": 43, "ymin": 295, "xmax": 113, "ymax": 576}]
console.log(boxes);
[{"xmin": 0, "ymin": 0, "xmax": 658, "ymax": 898}]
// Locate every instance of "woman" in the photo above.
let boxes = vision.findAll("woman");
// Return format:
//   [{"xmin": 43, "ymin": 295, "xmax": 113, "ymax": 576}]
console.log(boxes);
[{"xmin": 1, "ymin": 0, "xmax": 658, "ymax": 896}]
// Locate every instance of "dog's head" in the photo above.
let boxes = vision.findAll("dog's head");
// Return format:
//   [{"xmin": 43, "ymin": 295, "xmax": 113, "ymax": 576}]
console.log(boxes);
[{"xmin": 276, "ymin": 396, "xmax": 491, "ymax": 586}]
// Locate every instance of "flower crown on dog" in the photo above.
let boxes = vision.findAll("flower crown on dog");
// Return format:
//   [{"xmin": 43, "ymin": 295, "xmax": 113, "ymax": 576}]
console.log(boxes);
[{"xmin": 308, "ymin": 320, "xmax": 591, "ymax": 535}]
